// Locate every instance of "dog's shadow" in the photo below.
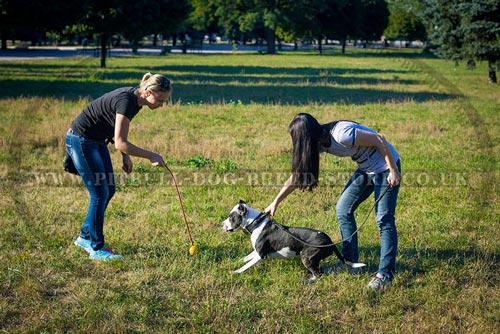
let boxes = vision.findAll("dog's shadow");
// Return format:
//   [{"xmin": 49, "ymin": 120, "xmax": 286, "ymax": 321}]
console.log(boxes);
[
  {"xmin": 120, "ymin": 239, "xmax": 499, "ymax": 285},
  {"xmin": 210, "ymin": 243, "xmax": 500, "ymax": 284},
  {"xmin": 200, "ymin": 244, "xmax": 244, "ymax": 263}
]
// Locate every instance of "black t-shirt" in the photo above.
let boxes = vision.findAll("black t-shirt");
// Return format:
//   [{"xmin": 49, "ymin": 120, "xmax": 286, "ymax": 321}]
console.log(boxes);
[{"xmin": 71, "ymin": 87, "xmax": 142, "ymax": 140}]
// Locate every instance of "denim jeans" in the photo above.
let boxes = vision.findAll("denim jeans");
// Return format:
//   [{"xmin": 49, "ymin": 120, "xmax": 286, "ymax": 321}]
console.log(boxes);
[
  {"xmin": 335, "ymin": 160, "xmax": 401, "ymax": 278},
  {"xmin": 65, "ymin": 129, "xmax": 115, "ymax": 251}
]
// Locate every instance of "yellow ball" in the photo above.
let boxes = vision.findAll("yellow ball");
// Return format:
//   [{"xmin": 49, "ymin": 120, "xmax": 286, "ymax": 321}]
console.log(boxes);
[{"xmin": 189, "ymin": 245, "xmax": 198, "ymax": 256}]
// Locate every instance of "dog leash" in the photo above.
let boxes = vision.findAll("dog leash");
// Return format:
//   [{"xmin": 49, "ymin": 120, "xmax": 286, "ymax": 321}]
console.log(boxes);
[
  {"xmin": 267, "ymin": 184, "xmax": 392, "ymax": 248},
  {"xmin": 165, "ymin": 165, "xmax": 195, "ymax": 246}
]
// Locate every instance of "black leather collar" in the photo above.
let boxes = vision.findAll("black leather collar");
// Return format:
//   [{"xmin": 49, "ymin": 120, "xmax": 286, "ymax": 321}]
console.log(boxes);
[{"xmin": 242, "ymin": 212, "xmax": 270, "ymax": 234}]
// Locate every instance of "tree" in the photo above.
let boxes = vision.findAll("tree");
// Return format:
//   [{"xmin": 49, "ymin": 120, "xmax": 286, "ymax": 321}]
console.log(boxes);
[
  {"xmin": 154, "ymin": 0, "xmax": 190, "ymax": 46},
  {"xmin": 0, "ymin": 0, "xmax": 83, "ymax": 49},
  {"xmin": 80, "ymin": 0, "xmax": 123, "ymax": 68},
  {"xmin": 234, "ymin": 0, "xmax": 282, "ymax": 54},
  {"xmin": 309, "ymin": 0, "xmax": 339, "ymax": 54},
  {"xmin": 300, "ymin": 0, "xmax": 386, "ymax": 54},
  {"xmin": 358, "ymin": 0, "xmax": 390, "ymax": 46},
  {"xmin": 274, "ymin": 1, "xmax": 310, "ymax": 48},
  {"xmin": 119, "ymin": 0, "xmax": 161, "ymax": 53},
  {"xmin": 384, "ymin": 0, "xmax": 427, "ymax": 46},
  {"xmin": 189, "ymin": 0, "xmax": 216, "ymax": 31},
  {"xmin": 384, "ymin": 10, "xmax": 427, "ymax": 44},
  {"xmin": 287, "ymin": 0, "xmax": 361, "ymax": 54},
  {"xmin": 189, "ymin": 0, "xmax": 391, "ymax": 54},
  {"xmin": 191, "ymin": 0, "xmax": 282, "ymax": 54},
  {"xmin": 326, "ymin": 0, "xmax": 362, "ymax": 54},
  {"xmin": 116, "ymin": 0, "xmax": 188, "ymax": 53},
  {"xmin": 425, "ymin": 0, "xmax": 500, "ymax": 83}
]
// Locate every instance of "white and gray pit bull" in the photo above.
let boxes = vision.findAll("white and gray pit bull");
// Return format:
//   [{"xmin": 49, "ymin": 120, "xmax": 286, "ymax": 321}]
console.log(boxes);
[{"xmin": 222, "ymin": 200, "xmax": 366, "ymax": 283}]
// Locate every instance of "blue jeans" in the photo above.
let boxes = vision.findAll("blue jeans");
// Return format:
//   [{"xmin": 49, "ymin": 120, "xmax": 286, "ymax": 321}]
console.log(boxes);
[
  {"xmin": 65, "ymin": 129, "xmax": 115, "ymax": 251},
  {"xmin": 335, "ymin": 160, "xmax": 400, "ymax": 279}
]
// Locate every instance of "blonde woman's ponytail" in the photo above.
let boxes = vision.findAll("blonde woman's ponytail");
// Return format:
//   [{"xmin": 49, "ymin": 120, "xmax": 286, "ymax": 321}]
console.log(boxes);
[
  {"xmin": 140, "ymin": 72, "xmax": 153, "ymax": 90},
  {"xmin": 140, "ymin": 72, "xmax": 172, "ymax": 93}
]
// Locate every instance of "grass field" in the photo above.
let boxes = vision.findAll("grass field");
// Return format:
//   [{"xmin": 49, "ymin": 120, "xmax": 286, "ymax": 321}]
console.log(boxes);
[{"xmin": 0, "ymin": 49, "xmax": 499, "ymax": 334}]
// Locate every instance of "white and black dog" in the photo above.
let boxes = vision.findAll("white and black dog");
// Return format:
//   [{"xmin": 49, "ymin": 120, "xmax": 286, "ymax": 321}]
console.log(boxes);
[{"xmin": 222, "ymin": 200, "xmax": 365, "ymax": 283}]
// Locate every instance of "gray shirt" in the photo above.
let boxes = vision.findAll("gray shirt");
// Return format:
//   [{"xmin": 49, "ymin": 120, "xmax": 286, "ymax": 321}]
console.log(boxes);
[{"xmin": 321, "ymin": 121, "xmax": 399, "ymax": 174}]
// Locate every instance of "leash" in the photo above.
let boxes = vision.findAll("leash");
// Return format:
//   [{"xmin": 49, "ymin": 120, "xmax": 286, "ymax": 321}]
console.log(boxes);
[
  {"xmin": 165, "ymin": 166, "xmax": 194, "ymax": 246},
  {"xmin": 267, "ymin": 184, "xmax": 392, "ymax": 248}
]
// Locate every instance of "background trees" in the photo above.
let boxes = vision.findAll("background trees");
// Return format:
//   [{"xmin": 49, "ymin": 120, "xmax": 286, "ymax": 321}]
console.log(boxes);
[
  {"xmin": 80, "ymin": 0, "xmax": 123, "ymax": 68},
  {"xmin": 0, "ymin": 0, "xmax": 189, "ymax": 67},
  {"xmin": 424, "ymin": 0, "xmax": 500, "ymax": 83},
  {"xmin": 384, "ymin": 0, "xmax": 427, "ymax": 45},
  {"xmin": 358, "ymin": 0, "xmax": 391, "ymax": 46},
  {"xmin": 0, "ymin": 0, "xmax": 83, "ymax": 49},
  {"xmin": 1, "ymin": 0, "xmax": 499, "ymax": 82},
  {"xmin": 120, "ymin": 0, "xmax": 189, "ymax": 53}
]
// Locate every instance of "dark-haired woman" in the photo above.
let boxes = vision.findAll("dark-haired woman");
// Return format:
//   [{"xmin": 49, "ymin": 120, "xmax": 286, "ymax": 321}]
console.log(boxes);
[
  {"xmin": 66, "ymin": 73, "xmax": 171, "ymax": 261},
  {"xmin": 265, "ymin": 113, "xmax": 401, "ymax": 290}
]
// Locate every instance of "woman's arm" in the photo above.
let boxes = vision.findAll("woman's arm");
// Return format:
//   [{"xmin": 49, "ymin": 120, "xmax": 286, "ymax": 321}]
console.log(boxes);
[
  {"xmin": 354, "ymin": 129, "xmax": 401, "ymax": 187},
  {"xmin": 114, "ymin": 114, "xmax": 166, "ymax": 167},
  {"xmin": 265, "ymin": 174, "xmax": 297, "ymax": 215}
]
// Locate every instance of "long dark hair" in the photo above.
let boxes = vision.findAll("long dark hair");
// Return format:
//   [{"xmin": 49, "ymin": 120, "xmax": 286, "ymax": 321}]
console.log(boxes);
[{"xmin": 288, "ymin": 113, "xmax": 324, "ymax": 191}]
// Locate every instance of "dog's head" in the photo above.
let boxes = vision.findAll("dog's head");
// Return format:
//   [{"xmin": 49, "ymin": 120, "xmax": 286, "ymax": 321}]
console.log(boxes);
[{"xmin": 222, "ymin": 200, "xmax": 249, "ymax": 232}]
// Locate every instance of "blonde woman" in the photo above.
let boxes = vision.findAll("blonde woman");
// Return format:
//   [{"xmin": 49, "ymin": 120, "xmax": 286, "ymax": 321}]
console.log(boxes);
[{"xmin": 66, "ymin": 73, "xmax": 172, "ymax": 260}]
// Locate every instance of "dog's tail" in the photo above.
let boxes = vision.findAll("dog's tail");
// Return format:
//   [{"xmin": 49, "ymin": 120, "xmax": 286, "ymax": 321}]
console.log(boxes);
[
  {"xmin": 332, "ymin": 245, "xmax": 367, "ymax": 268},
  {"xmin": 346, "ymin": 261, "xmax": 367, "ymax": 268}
]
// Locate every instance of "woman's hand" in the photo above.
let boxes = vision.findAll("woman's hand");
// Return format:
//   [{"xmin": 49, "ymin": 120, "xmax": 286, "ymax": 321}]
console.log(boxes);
[
  {"xmin": 387, "ymin": 168, "xmax": 401, "ymax": 187},
  {"xmin": 149, "ymin": 153, "xmax": 167, "ymax": 168},
  {"xmin": 122, "ymin": 153, "xmax": 133, "ymax": 174},
  {"xmin": 265, "ymin": 201, "xmax": 279, "ymax": 216}
]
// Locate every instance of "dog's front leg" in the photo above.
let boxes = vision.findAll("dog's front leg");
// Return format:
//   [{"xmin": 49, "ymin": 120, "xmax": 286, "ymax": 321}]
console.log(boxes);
[
  {"xmin": 235, "ymin": 253, "xmax": 263, "ymax": 274},
  {"xmin": 241, "ymin": 250, "xmax": 258, "ymax": 263}
]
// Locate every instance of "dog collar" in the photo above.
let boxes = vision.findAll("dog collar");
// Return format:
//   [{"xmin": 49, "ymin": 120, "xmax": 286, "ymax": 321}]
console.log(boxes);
[{"xmin": 242, "ymin": 212, "xmax": 270, "ymax": 234}]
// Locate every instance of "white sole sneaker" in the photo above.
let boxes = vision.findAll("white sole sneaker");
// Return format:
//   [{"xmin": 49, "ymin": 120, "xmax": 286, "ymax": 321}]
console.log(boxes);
[{"xmin": 74, "ymin": 237, "xmax": 92, "ymax": 253}]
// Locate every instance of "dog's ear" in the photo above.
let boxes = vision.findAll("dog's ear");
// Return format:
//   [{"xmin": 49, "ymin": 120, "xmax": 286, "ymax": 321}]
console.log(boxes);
[{"xmin": 238, "ymin": 200, "xmax": 247, "ymax": 214}]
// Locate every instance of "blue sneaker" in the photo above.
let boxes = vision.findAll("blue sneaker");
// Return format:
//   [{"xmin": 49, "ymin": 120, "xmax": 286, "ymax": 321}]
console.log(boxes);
[
  {"xmin": 89, "ymin": 248, "xmax": 124, "ymax": 261},
  {"xmin": 74, "ymin": 236, "xmax": 92, "ymax": 253}
]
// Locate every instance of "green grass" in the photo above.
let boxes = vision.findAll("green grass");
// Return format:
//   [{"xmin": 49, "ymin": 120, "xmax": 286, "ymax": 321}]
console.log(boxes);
[{"xmin": 0, "ymin": 49, "xmax": 499, "ymax": 334}]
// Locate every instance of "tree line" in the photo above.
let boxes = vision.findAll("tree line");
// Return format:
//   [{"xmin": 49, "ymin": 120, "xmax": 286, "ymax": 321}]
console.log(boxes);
[
  {"xmin": 1, "ymin": 0, "xmax": 395, "ymax": 53},
  {"xmin": 1, "ymin": 0, "xmax": 499, "ymax": 82},
  {"xmin": 0, "ymin": 0, "xmax": 189, "ymax": 67}
]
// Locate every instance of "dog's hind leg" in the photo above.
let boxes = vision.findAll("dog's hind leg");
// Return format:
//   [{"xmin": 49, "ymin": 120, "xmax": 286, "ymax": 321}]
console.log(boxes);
[
  {"xmin": 301, "ymin": 255, "xmax": 322, "ymax": 284},
  {"xmin": 235, "ymin": 253, "xmax": 263, "ymax": 274}
]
